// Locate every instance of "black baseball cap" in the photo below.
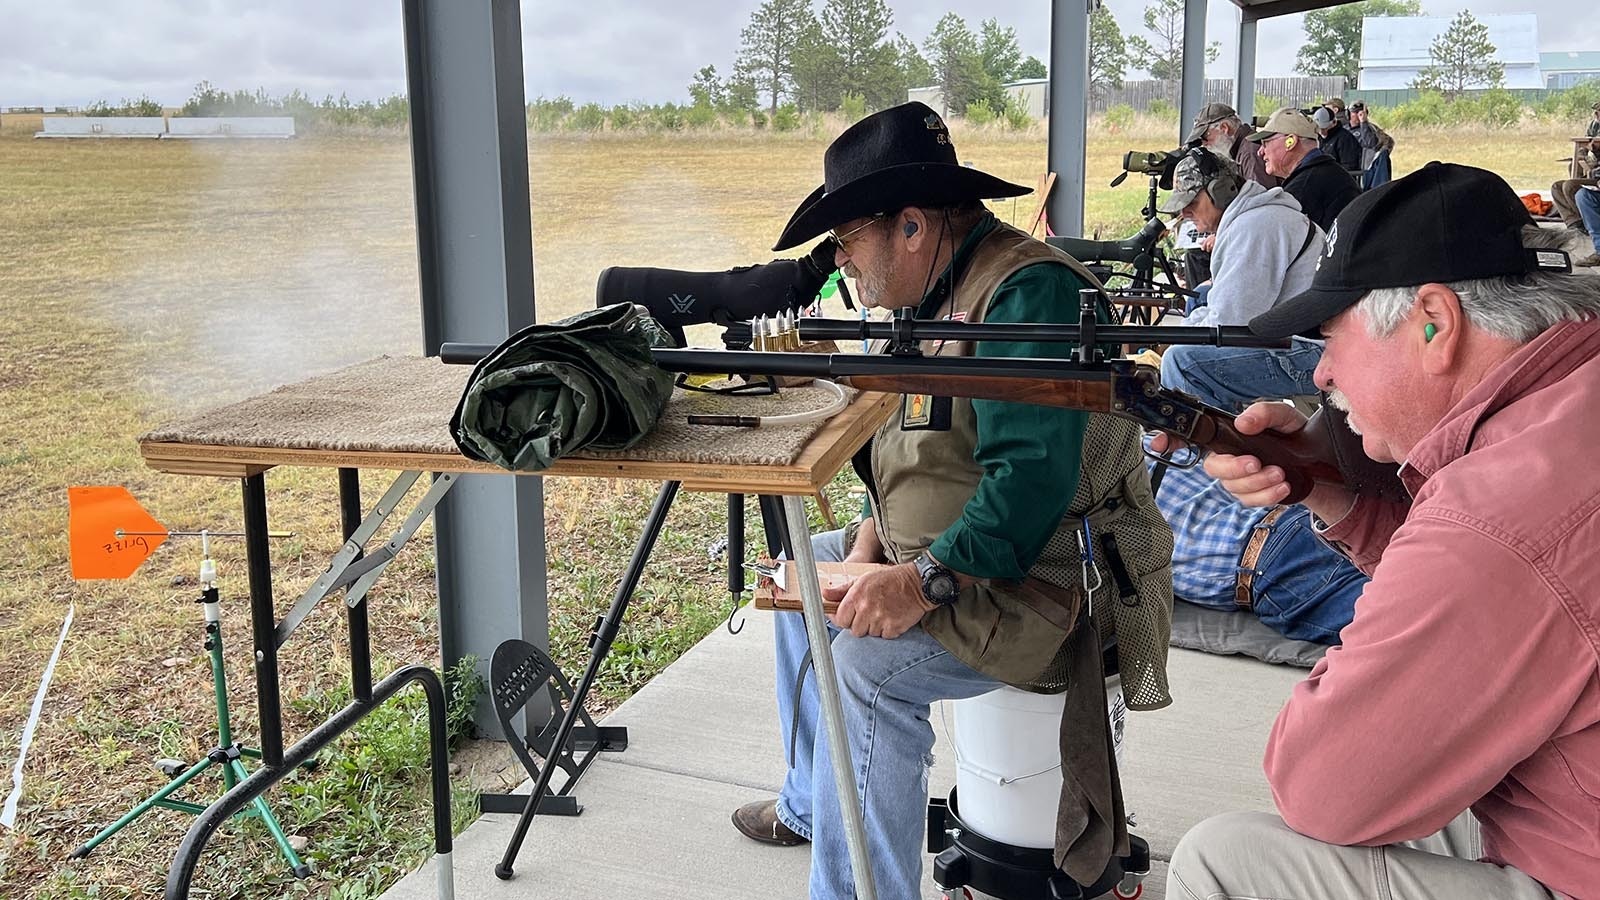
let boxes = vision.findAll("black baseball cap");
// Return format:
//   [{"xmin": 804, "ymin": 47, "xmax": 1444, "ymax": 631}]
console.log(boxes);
[{"xmin": 1250, "ymin": 163, "xmax": 1573, "ymax": 339}]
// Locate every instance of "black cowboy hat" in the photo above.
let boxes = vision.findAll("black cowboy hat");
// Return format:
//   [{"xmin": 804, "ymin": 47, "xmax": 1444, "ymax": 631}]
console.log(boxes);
[{"xmin": 771, "ymin": 101, "xmax": 1031, "ymax": 251}]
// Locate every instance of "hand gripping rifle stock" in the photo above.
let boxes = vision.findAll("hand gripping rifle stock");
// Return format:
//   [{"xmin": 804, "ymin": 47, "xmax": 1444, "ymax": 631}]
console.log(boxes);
[{"xmin": 650, "ymin": 347, "xmax": 1408, "ymax": 506}]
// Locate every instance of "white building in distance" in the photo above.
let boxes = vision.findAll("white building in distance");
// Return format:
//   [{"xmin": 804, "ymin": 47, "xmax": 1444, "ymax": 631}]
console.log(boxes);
[{"xmin": 1359, "ymin": 14, "xmax": 1543, "ymax": 90}]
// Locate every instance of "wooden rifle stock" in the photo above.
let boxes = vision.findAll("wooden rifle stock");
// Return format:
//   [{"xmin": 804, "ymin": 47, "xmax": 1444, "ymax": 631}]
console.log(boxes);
[
  {"xmin": 836, "ymin": 374, "xmax": 1115, "ymax": 411},
  {"xmin": 649, "ymin": 347, "xmax": 1408, "ymax": 505}
]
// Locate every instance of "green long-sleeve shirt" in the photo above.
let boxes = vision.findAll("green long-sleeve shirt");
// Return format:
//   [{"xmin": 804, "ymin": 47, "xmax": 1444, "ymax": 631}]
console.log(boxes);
[{"xmin": 916, "ymin": 216, "xmax": 1095, "ymax": 579}]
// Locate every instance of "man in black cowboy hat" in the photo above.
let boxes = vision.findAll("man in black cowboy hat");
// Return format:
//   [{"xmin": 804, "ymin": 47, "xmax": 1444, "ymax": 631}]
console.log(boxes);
[{"xmin": 734, "ymin": 101, "xmax": 1174, "ymax": 900}]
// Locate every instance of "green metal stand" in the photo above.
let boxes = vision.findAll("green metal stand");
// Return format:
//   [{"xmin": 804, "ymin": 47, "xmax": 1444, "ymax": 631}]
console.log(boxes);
[{"xmin": 71, "ymin": 577, "xmax": 311, "ymax": 878}]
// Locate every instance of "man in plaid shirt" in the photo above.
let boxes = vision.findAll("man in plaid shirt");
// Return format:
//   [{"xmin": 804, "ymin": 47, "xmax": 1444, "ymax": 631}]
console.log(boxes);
[{"xmin": 1147, "ymin": 437, "xmax": 1365, "ymax": 644}]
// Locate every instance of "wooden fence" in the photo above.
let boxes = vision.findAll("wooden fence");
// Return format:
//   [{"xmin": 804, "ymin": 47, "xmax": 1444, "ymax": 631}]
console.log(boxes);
[{"xmin": 1092, "ymin": 77, "xmax": 1350, "ymax": 113}]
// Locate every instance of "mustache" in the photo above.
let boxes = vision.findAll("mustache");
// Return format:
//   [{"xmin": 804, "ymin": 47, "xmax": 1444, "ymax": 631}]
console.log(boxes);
[{"xmin": 1326, "ymin": 390, "xmax": 1361, "ymax": 434}]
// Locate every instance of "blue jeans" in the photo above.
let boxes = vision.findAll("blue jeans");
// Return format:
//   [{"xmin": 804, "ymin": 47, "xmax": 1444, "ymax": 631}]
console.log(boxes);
[
  {"xmin": 1185, "ymin": 282, "xmax": 1212, "ymax": 316},
  {"xmin": 1160, "ymin": 339, "xmax": 1323, "ymax": 412},
  {"xmin": 1362, "ymin": 149, "xmax": 1392, "ymax": 190},
  {"xmin": 1183, "ymin": 506, "xmax": 1367, "ymax": 644},
  {"xmin": 773, "ymin": 529, "xmax": 1003, "ymax": 900},
  {"xmin": 1576, "ymin": 187, "xmax": 1600, "ymax": 255}
]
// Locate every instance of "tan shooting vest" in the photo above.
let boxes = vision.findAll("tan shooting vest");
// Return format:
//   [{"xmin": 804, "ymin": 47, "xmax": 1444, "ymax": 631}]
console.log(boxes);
[{"xmin": 866, "ymin": 222, "xmax": 1174, "ymax": 709}]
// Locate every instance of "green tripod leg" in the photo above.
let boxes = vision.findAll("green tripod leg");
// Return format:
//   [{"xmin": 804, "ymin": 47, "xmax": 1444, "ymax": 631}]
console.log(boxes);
[{"xmin": 70, "ymin": 577, "xmax": 311, "ymax": 879}]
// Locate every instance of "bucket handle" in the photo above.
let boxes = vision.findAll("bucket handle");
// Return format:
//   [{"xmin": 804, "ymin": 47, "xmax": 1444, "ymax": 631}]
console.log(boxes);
[{"xmin": 954, "ymin": 758, "xmax": 1063, "ymax": 786}]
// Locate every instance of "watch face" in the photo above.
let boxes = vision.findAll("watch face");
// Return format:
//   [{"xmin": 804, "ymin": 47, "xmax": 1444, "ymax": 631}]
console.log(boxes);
[
  {"xmin": 918, "ymin": 556, "xmax": 959, "ymax": 605},
  {"xmin": 925, "ymin": 573, "xmax": 959, "ymax": 604}
]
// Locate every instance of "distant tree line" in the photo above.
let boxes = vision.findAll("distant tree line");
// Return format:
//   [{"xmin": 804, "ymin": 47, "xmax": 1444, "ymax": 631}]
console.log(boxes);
[{"xmin": 702, "ymin": 0, "xmax": 1044, "ymax": 120}]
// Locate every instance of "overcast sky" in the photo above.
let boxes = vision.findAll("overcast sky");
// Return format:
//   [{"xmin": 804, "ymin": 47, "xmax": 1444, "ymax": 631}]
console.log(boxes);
[{"xmin": 2, "ymin": 1, "xmax": 1595, "ymax": 110}]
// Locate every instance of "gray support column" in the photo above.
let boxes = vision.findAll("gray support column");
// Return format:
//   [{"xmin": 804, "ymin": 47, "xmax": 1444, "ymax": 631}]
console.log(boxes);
[
  {"xmin": 1047, "ymin": 0, "xmax": 1091, "ymax": 238},
  {"xmin": 403, "ymin": 0, "xmax": 548, "ymax": 736},
  {"xmin": 1179, "ymin": 0, "xmax": 1209, "ymax": 145},
  {"xmin": 1235, "ymin": 16, "xmax": 1259, "ymax": 121}
]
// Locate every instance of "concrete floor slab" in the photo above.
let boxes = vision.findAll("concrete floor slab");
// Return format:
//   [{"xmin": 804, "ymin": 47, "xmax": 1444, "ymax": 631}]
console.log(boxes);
[{"xmin": 381, "ymin": 611, "xmax": 1298, "ymax": 900}]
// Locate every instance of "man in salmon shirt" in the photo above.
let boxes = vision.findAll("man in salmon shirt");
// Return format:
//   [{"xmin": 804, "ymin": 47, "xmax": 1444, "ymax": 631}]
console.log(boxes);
[{"xmin": 1161, "ymin": 163, "xmax": 1600, "ymax": 899}]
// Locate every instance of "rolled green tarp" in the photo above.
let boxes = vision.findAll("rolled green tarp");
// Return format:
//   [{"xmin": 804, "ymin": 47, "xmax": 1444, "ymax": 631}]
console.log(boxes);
[{"xmin": 450, "ymin": 303, "xmax": 676, "ymax": 472}]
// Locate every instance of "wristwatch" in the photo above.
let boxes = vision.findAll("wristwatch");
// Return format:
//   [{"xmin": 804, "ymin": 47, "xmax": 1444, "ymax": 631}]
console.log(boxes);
[{"xmin": 914, "ymin": 554, "xmax": 960, "ymax": 606}]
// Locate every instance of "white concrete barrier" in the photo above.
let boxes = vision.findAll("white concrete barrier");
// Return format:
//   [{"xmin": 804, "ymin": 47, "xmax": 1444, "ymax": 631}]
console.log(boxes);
[
  {"xmin": 165, "ymin": 117, "xmax": 296, "ymax": 139},
  {"xmin": 35, "ymin": 117, "xmax": 166, "ymax": 138}
]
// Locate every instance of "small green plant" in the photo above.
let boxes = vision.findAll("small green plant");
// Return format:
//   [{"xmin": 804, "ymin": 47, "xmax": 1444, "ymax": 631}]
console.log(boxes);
[
  {"xmin": 1147, "ymin": 98, "xmax": 1176, "ymax": 121},
  {"xmin": 1534, "ymin": 83, "xmax": 1600, "ymax": 125},
  {"xmin": 1464, "ymin": 88, "xmax": 1524, "ymax": 127},
  {"xmin": 965, "ymin": 99, "xmax": 997, "ymax": 126},
  {"xmin": 1103, "ymin": 104, "xmax": 1134, "ymax": 133},
  {"xmin": 684, "ymin": 102, "xmax": 719, "ymax": 129},
  {"xmin": 608, "ymin": 103, "xmax": 638, "ymax": 130},
  {"xmin": 567, "ymin": 102, "xmax": 607, "ymax": 132},
  {"xmin": 1002, "ymin": 97, "xmax": 1032, "ymax": 131},
  {"xmin": 840, "ymin": 92, "xmax": 867, "ymax": 121},
  {"xmin": 526, "ymin": 95, "xmax": 574, "ymax": 132},
  {"xmin": 444, "ymin": 655, "xmax": 484, "ymax": 747},
  {"xmin": 1254, "ymin": 94, "xmax": 1288, "ymax": 115},
  {"xmin": 84, "ymin": 95, "xmax": 164, "ymax": 117},
  {"xmin": 1387, "ymin": 90, "xmax": 1451, "ymax": 127},
  {"xmin": 772, "ymin": 103, "xmax": 802, "ymax": 132}
]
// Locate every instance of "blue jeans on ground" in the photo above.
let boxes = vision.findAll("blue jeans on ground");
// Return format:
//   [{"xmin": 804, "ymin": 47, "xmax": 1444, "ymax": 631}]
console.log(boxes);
[
  {"xmin": 1184, "ymin": 505, "xmax": 1367, "ymax": 644},
  {"xmin": 772, "ymin": 528, "xmax": 1003, "ymax": 900},
  {"xmin": 1576, "ymin": 187, "xmax": 1600, "ymax": 255},
  {"xmin": 1160, "ymin": 339, "xmax": 1323, "ymax": 412}
]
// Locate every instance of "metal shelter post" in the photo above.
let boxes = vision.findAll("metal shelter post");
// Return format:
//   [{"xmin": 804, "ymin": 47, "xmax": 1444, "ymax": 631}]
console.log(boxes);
[
  {"xmin": 1179, "ymin": 0, "xmax": 1209, "ymax": 143},
  {"xmin": 1047, "ymin": 0, "xmax": 1091, "ymax": 238},
  {"xmin": 403, "ymin": 0, "xmax": 550, "ymax": 736},
  {"xmin": 1234, "ymin": 14, "xmax": 1259, "ymax": 121}
]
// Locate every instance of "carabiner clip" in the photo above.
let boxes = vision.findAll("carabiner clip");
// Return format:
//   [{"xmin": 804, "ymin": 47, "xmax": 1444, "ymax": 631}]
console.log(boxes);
[{"xmin": 1077, "ymin": 516, "xmax": 1104, "ymax": 619}]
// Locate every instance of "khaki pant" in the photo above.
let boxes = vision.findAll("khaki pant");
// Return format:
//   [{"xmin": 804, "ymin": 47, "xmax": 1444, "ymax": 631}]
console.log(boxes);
[
  {"xmin": 1168, "ymin": 811, "xmax": 1559, "ymax": 900},
  {"xmin": 1553, "ymin": 178, "xmax": 1599, "ymax": 228}
]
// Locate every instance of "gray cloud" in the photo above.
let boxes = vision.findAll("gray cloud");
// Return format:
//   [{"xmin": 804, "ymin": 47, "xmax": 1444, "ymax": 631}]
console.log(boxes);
[{"xmin": 0, "ymin": 0, "xmax": 1591, "ymax": 109}]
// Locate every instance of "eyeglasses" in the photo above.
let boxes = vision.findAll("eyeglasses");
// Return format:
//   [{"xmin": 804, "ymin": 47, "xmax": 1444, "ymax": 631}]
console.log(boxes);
[{"xmin": 829, "ymin": 214, "xmax": 885, "ymax": 250}]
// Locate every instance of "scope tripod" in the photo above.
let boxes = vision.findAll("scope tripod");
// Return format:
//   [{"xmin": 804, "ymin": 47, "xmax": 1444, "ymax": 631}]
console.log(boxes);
[{"xmin": 71, "ymin": 542, "xmax": 311, "ymax": 878}]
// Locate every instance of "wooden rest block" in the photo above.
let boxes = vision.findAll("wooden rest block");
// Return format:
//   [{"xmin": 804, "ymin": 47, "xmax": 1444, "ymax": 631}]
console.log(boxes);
[{"xmin": 751, "ymin": 559, "xmax": 887, "ymax": 613}]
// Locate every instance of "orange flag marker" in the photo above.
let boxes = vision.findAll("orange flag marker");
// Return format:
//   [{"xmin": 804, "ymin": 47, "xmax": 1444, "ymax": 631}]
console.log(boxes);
[{"xmin": 68, "ymin": 486, "xmax": 168, "ymax": 580}]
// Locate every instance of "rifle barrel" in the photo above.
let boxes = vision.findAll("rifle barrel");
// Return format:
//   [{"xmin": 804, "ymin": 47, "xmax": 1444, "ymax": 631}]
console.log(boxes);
[
  {"xmin": 650, "ymin": 348, "xmax": 1117, "ymax": 383},
  {"xmin": 788, "ymin": 319, "xmax": 1287, "ymax": 348}
]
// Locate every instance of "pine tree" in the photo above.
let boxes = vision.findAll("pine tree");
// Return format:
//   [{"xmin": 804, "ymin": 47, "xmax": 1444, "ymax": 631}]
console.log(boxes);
[
  {"xmin": 735, "ymin": 0, "xmax": 819, "ymax": 115},
  {"xmin": 923, "ymin": 13, "xmax": 987, "ymax": 115},
  {"xmin": 1412, "ymin": 10, "xmax": 1505, "ymax": 99},
  {"xmin": 1089, "ymin": 5, "xmax": 1128, "ymax": 103},
  {"xmin": 820, "ymin": 0, "xmax": 900, "ymax": 110}
]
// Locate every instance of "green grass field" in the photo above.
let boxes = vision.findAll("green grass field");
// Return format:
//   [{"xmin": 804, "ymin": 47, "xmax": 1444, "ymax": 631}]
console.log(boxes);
[{"xmin": 0, "ymin": 111, "xmax": 1580, "ymax": 898}]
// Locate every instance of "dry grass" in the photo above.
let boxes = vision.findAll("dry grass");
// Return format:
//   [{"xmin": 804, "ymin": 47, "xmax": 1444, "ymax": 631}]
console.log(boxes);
[{"xmin": 0, "ymin": 111, "xmax": 1577, "ymax": 898}]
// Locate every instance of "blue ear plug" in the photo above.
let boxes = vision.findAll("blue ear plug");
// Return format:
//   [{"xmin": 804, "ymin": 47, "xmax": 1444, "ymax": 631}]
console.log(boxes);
[
  {"xmin": 1424, "ymin": 323, "xmax": 1437, "ymax": 342},
  {"xmin": 904, "ymin": 221, "xmax": 918, "ymax": 237}
]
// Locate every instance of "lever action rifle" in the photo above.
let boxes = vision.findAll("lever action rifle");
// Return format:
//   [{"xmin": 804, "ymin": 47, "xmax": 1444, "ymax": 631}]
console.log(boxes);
[{"xmin": 649, "ymin": 291, "xmax": 1407, "ymax": 506}]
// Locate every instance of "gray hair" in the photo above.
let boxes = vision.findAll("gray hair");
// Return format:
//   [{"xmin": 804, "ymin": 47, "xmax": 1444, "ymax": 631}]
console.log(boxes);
[{"xmin": 1354, "ymin": 226, "xmax": 1600, "ymax": 343}]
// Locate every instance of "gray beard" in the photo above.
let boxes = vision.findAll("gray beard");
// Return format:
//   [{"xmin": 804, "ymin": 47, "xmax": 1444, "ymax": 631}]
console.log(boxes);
[{"xmin": 1326, "ymin": 390, "xmax": 1362, "ymax": 434}]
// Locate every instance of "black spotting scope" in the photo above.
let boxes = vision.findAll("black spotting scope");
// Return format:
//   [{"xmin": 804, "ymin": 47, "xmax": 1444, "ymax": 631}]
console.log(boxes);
[
  {"xmin": 594, "ymin": 237, "xmax": 848, "ymax": 347},
  {"xmin": 1046, "ymin": 217, "xmax": 1167, "ymax": 268}
]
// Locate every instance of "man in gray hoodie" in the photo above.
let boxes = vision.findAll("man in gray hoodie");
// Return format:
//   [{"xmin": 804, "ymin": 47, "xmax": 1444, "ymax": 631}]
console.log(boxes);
[{"xmin": 1159, "ymin": 149, "xmax": 1327, "ymax": 410}]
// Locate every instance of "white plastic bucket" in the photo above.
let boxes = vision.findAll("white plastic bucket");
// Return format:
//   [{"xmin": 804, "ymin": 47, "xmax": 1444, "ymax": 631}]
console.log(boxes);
[{"xmin": 950, "ymin": 677, "xmax": 1127, "ymax": 850}]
